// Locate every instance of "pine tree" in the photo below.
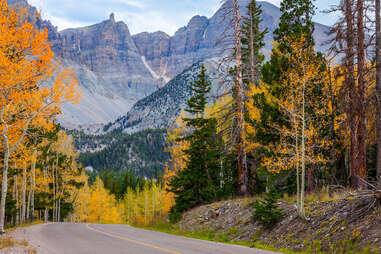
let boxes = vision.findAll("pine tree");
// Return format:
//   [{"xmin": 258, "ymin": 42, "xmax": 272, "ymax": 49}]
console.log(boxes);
[
  {"xmin": 247, "ymin": 0, "xmax": 317, "ymax": 194},
  {"xmin": 167, "ymin": 66, "xmax": 224, "ymax": 222},
  {"xmin": 241, "ymin": 0, "xmax": 268, "ymax": 86},
  {"xmin": 273, "ymin": 0, "xmax": 315, "ymax": 48},
  {"xmin": 240, "ymin": 0, "xmax": 267, "ymax": 194}
]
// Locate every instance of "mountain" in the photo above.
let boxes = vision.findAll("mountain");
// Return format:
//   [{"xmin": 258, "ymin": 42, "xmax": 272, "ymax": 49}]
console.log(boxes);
[
  {"xmin": 105, "ymin": 1, "xmax": 332, "ymax": 134},
  {"xmin": 132, "ymin": 1, "xmax": 331, "ymax": 82},
  {"xmin": 8, "ymin": 0, "xmax": 331, "ymax": 130},
  {"xmin": 104, "ymin": 59, "xmax": 223, "ymax": 133}
]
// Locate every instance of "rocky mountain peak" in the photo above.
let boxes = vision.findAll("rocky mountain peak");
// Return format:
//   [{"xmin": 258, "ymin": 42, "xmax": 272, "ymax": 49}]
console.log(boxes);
[
  {"xmin": 187, "ymin": 15, "xmax": 209, "ymax": 28},
  {"xmin": 109, "ymin": 13, "xmax": 115, "ymax": 23}
]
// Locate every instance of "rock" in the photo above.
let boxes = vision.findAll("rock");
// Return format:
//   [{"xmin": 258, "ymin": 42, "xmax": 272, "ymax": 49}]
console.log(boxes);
[{"xmin": 6, "ymin": 0, "xmax": 332, "ymax": 129}]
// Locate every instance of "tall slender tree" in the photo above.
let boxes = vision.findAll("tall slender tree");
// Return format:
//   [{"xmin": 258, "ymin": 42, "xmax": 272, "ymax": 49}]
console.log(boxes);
[
  {"xmin": 376, "ymin": 0, "xmax": 381, "ymax": 186},
  {"xmin": 241, "ymin": 0, "xmax": 268, "ymax": 86},
  {"xmin": 168, "ymin": 66, "xmax": 224, "ymax": 221},
  {"xmin": 232, "ymin": 0, "xmax": 248, "ymax": 196},
  {"xmin": 356, "ymin": 0, "xmax": 367, "ymax": 188}
]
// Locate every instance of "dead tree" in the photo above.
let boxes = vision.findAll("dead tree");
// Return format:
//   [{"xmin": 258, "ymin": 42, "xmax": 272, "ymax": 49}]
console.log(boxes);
[
  {"xmin": 376, "ymin": 0, "xmax": 381, "ymax": 186},
  {"xmin": 356, "ymin": 0, "xmax": 367, "ymax": 189}
]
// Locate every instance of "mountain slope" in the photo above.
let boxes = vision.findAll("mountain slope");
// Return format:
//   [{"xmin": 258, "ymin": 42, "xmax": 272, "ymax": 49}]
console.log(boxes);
[
  {"xmin": 73, "ymin": 129, "xmax": 169, "ymax": 177},
  {"xmin": 105, "ymin": 0, "xmax": 332, "ymax": 134},
  {"xmin": 8, "ymin": 0, "xmax": 331, "ymax": 130},
  {"xmin": 105, "ymin": 59, "xmax": 223, "ymax": 133},
  {"xmin": 133, "ymin": 0, "xmax": 331, "ymax": 83}
]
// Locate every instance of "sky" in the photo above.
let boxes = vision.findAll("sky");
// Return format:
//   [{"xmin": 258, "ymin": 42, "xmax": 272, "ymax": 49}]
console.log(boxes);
[{"xmin": 27, "ymin": 0, "xmax": 340, "ymax": 36}]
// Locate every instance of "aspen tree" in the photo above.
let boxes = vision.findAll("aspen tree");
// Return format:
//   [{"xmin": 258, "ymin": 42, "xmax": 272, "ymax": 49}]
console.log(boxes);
[{"xmin": 0, "ymin": 0, "xmax": 80, "ymax": 233}]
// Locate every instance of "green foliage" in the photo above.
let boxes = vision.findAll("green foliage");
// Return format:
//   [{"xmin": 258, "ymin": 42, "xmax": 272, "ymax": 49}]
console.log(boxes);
[
  {"xmin": 168, "ymin": 66, "xmax": 228, "ymax": 222},
  {"xmin": 72, "ymin": 129, "xmax": 169, "ymax": 177},
  {"xmin": 94, "ymin": 169, "xmax": 161, "ymax": 200},
  {"xmin": 241, "ymin": 0, "xmax": 268, "ymax": 84},
  {"xmin": 273, "ymin": 0, "xmax": 316, "ymax": 48},
  {"xmin": 252, "ymin": 188, "xmax": 283, "ymax": 228}
]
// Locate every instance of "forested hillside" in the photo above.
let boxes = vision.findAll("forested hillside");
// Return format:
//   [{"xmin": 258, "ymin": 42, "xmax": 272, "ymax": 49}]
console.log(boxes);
[{"xmin": 72, "ymin": 129, "xmax": 169, "ymax": 177}]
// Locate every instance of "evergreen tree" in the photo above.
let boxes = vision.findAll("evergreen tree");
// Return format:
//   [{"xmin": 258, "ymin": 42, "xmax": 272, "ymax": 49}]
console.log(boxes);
[
  {"xmin": 240, "ymin": 0, "xmax": 268, "ymax": 194},
  {"xmin": 241, "ymin": 0, "xmax": 268, "ymax": 86},
  {"xmin": 255, "ymin": 0, "xmax": 317, "ymax": 142},
  {"xmin": 247, "ymin": 0, "xmax": 318, "ymax": 193},
  {"xmin": 252, "ymin": 187, "xmax": 283, "ymax": 228},
  {"xmin": 263, "ymin": 0, "xmax": 316, "ymax": 87},
  {"xmin": 273, "ymin": 0, "xmax": 315, "ymax": 48},
  {"xmin": 168, "ymin": 66, "xmax": 224, "ymax": 222}
]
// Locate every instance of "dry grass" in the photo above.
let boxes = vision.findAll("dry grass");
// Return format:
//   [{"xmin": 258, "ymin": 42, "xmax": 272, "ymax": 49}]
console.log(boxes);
[
  {"xmin": 282, "ymin": 187, "xmax": 349, "ymax": 203},
  {"xmin": 0, "ymin": 236, "xmax": 28, "ymax": 249}
]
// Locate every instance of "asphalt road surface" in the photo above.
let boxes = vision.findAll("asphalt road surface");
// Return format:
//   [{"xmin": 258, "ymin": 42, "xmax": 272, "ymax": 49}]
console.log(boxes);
[{"xmin": 19, "ymin": 223, "xmax": 281, "ymax": 254}]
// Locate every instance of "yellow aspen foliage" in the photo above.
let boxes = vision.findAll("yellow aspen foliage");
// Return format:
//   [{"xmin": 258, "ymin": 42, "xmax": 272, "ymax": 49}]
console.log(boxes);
[
  {"xmin": 122, "ymin": 181, "xmax": 173, "ymax": 227},
  {"xmin": 0, "ymin": 0, "xmax": 81, "ymax": 232},
  {"xmin": 259, "ymin": 36, "xmax": 332, "ymax": 173},
  {"xmin": 206, "ymin": 93, "xmax": 234, "ymax": 144},
  {"xmin": 74, "ymin": 176, "xmax": 120, "ymax": 224},
  {"xmin": 165, "ymin": 115, "xmax": 189, "ymax": 174},
  {"xmin": 71, "ymin": 172, "xmax": 90, "ymax": 223}
]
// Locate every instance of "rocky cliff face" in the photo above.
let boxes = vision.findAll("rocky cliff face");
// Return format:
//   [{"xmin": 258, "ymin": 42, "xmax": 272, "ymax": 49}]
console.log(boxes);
[
  {"xmin": 106, "ymin": 0, "xmax": 332, "ymax": 134},
  {"xmin": 7, "ymin": 0, "xmax": 331, "ymax": 129},
  {"xmin": 52, "ymin": 14, "xmax": 162, "ymax": 127},
  {"xmin": 132, "ymin": 1, "xmax": 331, "ymax": 84},
  {"xmin": 55, "ymin": 14, "xmax": 158, "ymax": 101}
]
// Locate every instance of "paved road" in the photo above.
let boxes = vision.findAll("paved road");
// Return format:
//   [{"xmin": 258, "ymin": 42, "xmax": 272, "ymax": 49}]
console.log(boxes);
[{"xmin": 20, "ymin": 223, "xmax": 280, "ymax": 254}]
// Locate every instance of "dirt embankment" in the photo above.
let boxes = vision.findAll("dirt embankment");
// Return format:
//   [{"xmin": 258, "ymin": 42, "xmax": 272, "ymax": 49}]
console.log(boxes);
[{"xmin": 178, "ymin": 194, "xmax": 381, "ymax": 253}]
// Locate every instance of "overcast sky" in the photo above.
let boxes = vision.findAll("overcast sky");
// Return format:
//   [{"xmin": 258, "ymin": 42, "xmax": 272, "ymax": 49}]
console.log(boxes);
[{"xmin": 27, "ymin": 0, "xmax": 340, "ymax": 35}]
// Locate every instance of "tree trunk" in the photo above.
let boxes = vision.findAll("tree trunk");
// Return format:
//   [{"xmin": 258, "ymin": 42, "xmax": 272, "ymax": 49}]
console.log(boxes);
[
  {"xmin": 344, "ymin": 0, "xmax": 358, "ymax": 189},
  {"xmin": 58, "ymin": 199, "xmax": 61, "ymax": 222},
  {"xmin": 26, "ymin": 189, "xmax": 31, "ymax": 222},
  {"xmin": 30, "ymin": 148, "xmax": 37, "ymax": 221},
  {"xmin": 53, "ymin": 162, "xmax": 56, "ymax": 222},
  {"xmin": 300, "ymin": 82, "xmax": 306, "ymax": 217},
  {"xmin": 12, "ymin": 174, "xmax": 16, "ymax": 225},
  {"xmin": 376, "ymin": 0, "xmax": 381, "ymax": 187},
  {"xmin": 26, "ymin": 172, "xmax": 33, "ymax": 222},
  {"xmin": 0, "ymin": 133, "xmax": 10, "ymax": 234},
  {"xmin": 15, "ymin": 173, "xmax": 19, "ymax": 226},
  {"xmin": 356, "ymin": 0, "xmax": 367, "ymax": 189},
  {"xmin": 21, "ymin": 163, "xmax": 27, "ymax": 224},
  {"xmin": 44, "ymin": 208, "xmax": 48, "ymax": 223},
  {"xmin": 295, "ymin": 115, "xmax": 301, "ymax": 213},
  {"xmin": 44, "ymin": 162, "xmax": 49, "ymax": 223},
  {"xmin": 233, "ymin": 0, "xmax": 248, "ymax": 196},
  {"xmin": 249, "ymin": 4, "xmax": 256, "ymax": 85}
]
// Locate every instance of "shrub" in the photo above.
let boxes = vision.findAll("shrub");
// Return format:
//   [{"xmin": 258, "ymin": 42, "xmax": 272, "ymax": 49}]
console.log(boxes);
[{"xmin": 252, "ymin": 188, "xmax": 283, "ymax": 228}]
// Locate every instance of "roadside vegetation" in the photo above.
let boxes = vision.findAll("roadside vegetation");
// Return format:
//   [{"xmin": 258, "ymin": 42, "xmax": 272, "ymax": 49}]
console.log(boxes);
[
  {"xmin": 1, "ymin": 0, "xmax": 381, "ymax": 253},
  {"xmin": 0, "ymin": 0, "xmax": 82, "ymax": 234}
]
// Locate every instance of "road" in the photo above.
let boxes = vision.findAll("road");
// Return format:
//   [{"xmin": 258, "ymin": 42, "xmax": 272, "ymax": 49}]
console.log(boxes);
[{"xmin": 15, "ymin": 223, "xmax": 281, "ymax": 254}]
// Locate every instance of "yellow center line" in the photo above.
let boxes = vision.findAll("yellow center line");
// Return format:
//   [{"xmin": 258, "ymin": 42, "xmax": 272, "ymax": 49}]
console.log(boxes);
[{"xmin": 85, "ymin": 223, "xmax": 182, "ymax": 254}]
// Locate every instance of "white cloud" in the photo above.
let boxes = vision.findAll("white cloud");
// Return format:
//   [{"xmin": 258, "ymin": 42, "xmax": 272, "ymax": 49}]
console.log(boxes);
[
  {"xmin": 115, "ymin": 11, "xmax": 180, "ymax": 35},
  {"xmin": 118, "ymin": 0, "xmax": 146, "ymax": 9}
]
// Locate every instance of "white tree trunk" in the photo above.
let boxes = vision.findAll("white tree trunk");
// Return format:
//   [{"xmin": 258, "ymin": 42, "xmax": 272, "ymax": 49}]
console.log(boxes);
[
  {"xmin": 30, "ymin": 148, "xmax": 37, "ymax": 221},
  {"xmin": 21, "ymin": 163, "xmax": 27, "ymax": 224},
  {"xmin": 0, "ymin": 133, "xmax": 10, "ymax": 234},
  {"xmin": 15, "ymin": 173, "xmax": 19, "ymax": 226},
  {"xmin": 26, "ymin": 174, "xmax": 32, "ymax": 222},
  {"xmin": 300, "ymin": 82, "xmax": 306, "ymax": 217},
  {"xmin": 295, "ymin": 116, "xmax": 301, "ymax": 213}
]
